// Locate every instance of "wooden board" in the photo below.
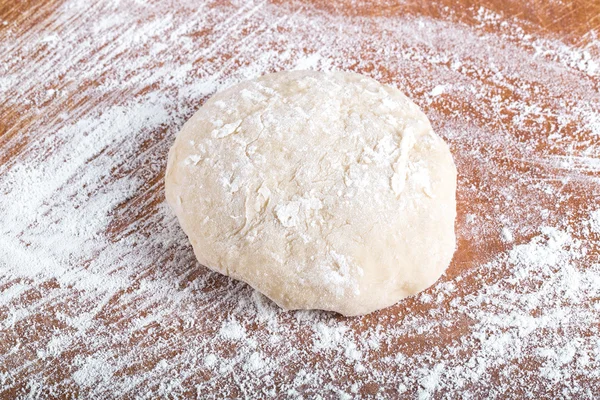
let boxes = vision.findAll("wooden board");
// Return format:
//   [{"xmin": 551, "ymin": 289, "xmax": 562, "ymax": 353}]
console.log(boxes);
[{"xmin": 1, "ymin": 0, "xmax": 599, "ymax": 397}]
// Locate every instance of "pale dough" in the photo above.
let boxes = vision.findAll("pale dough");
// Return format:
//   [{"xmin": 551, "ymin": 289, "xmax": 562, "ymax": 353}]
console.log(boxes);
[{"xmin": 165, "ymin": 70, "xmax": 456, "ymax": 316}]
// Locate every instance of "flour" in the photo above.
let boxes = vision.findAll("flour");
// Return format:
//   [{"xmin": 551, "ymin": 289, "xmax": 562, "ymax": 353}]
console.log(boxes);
[
  {"xmin": 1, "ymin": 0, "xmax": 599, "ymax": 398},
  {"xmin": 589, "ymin": 209, "xmax": 600, "ymax": 234},
  {"xmin": 429, "ymin": 85, "xmax": 447, "ymax": 97},
  {"xmin": 219, "ymin": 319, "xmax": 247, "ymax": 341},
  {"xmin": 501, "ymin": 227, "xmax": 514, "ymax": 243}
]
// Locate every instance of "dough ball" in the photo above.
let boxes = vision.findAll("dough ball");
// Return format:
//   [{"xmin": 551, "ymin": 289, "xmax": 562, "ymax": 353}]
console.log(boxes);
[{"xmin": 165, "ymin": 70, "xmax": 456, "ymax": 316}]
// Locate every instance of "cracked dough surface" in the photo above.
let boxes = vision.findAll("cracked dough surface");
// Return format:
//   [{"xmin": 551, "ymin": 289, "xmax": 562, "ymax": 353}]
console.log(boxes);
[{"xmin": 165, "ymin": 70, "xmax": 456, "ymax": 316}]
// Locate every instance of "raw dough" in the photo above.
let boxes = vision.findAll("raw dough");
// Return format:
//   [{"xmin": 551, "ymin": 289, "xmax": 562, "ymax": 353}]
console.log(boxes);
[{"xmin": 165, "ymin": 70, "xmax": 456, "ymax": 316}]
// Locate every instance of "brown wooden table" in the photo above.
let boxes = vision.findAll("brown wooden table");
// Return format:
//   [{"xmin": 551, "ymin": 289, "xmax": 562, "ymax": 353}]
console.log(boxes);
[{"xmin": 1, "ymin": 0, "xmax": 599, "ymax": 398}]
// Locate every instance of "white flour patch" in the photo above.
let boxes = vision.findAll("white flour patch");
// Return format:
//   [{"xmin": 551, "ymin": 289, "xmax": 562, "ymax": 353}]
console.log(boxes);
[{"xmin": 588, "ymin": 209, "xmax": 600, "ymax": 234}]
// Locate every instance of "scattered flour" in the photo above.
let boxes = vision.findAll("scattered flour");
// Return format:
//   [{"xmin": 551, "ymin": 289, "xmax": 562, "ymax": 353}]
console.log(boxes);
[
  {"xmin": 429, "ymin": 84, "xmax": 447, "ymax": 97},
  {"xmin": 501, "ymin": 227, "xmax": 514, "ymax": 243},
  {"xmin": 589, "ymin": 209, "xmax": 600, "ymax": 234},
  {"xmin": 0, "ymin": 0, "xmax": 599, "ymax": 398}
]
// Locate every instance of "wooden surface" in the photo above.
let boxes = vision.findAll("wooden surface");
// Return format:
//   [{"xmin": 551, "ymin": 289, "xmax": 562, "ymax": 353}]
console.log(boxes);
[{"xmin": 1, "ymin": 0, "xmax": 599, "ymax": 398}]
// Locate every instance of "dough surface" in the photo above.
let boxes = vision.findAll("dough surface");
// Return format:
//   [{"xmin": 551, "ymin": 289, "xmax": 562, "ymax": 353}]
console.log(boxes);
[{"xmin": 165, "ymin": 70, "xmax": 456, "ymax": 316}]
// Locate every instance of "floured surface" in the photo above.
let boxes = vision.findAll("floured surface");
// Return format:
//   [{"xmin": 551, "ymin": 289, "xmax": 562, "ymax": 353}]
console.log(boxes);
[{"xmin": 1, "ymin": 0, "xmax": 599, "ymax": 398}]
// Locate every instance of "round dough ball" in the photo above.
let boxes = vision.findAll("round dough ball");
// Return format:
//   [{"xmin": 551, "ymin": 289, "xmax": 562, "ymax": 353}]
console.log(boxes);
[{"xmin": 165, "ymin": 70, "xmax": 456, "ymax": 316}]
